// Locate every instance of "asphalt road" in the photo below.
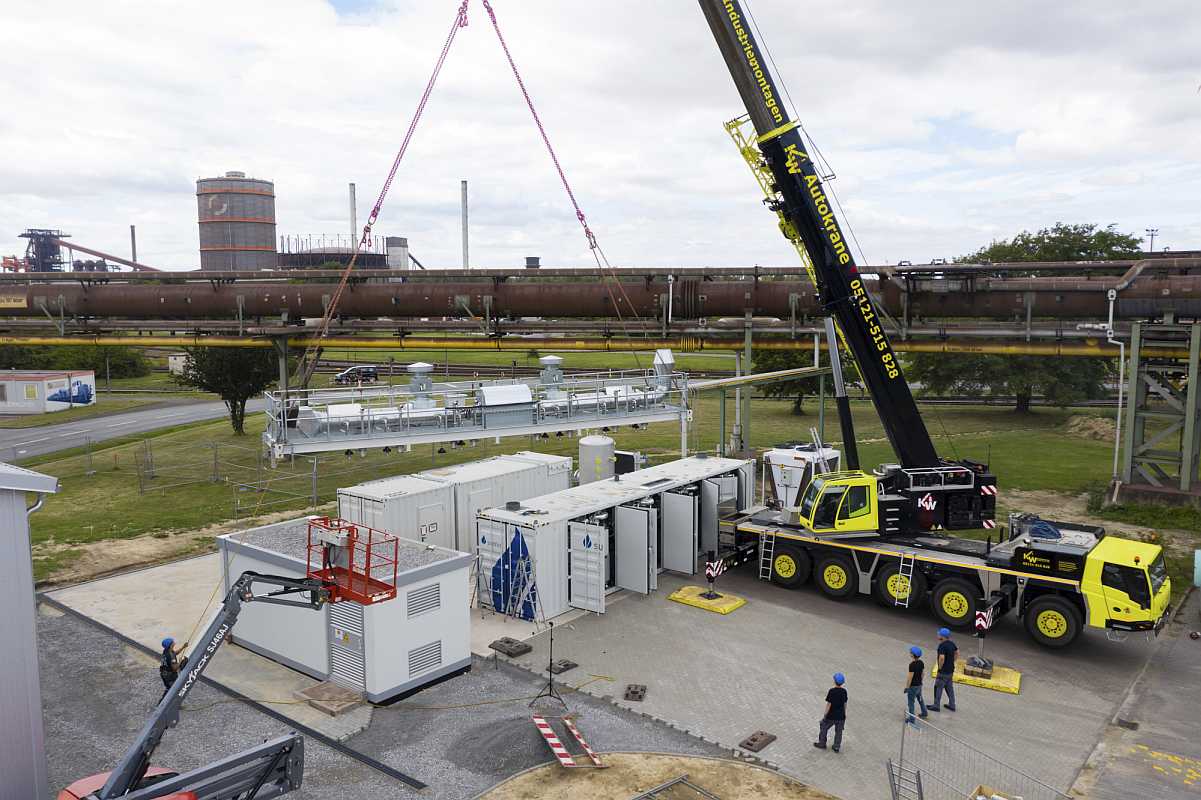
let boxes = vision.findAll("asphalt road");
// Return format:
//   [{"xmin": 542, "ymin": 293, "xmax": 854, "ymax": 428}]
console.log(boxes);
[{"xmin": 0, "ymin": 397, "xmax": 265, "ymax": 460}]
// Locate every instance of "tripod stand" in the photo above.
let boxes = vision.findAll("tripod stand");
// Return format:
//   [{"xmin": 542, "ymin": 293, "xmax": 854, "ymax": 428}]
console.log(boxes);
[{"xmin": 528, "ymin": 620, "xmax": 567, "ymax": 709}]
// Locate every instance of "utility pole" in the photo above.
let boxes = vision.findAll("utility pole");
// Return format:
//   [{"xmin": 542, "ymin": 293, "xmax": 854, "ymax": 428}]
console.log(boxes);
[
  {"xmin": 461, "ymin": 180, "xmax": 469, "ymax": 269},
  {"xmin": 1145, "ymin": 228, "xmax": 1158, "ymax": 254}
]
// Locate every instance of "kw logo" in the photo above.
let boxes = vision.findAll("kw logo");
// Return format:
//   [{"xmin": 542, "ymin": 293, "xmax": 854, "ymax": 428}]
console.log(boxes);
[
  {"xmin": 1021, "ymin": 551, "xmax": 1052, "ymax": 570},
  {"xmin": 784, "ymin": 143, "xmax": 809, "ymax": 175},
  {"xmin": 917, "ymin": 493, "xmax": 937, "ymax": 512}
]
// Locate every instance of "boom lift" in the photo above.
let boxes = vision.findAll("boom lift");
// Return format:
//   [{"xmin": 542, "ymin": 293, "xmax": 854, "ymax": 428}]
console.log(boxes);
[
  {"xmin": 698, "ymin": 0, "xmax": 1171, "ymax": 647},
  {"xmin": 63, "ymin": 519, "xmax": 399, "ymax": 799}
]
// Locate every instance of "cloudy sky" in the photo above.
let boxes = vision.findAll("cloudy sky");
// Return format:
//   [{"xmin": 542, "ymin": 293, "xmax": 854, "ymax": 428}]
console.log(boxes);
[{"xmin": 2, "ymin": 0, "xmax": 1198, "ymax": 270}]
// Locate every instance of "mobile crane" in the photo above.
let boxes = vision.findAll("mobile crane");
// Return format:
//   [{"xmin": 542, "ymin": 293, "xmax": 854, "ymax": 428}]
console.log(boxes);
[
  {"xmin": 59, "ymin": 572, "xmax": 331, "ymax": 800},
  {"xmin": 698, "ymin": 0, "xmax": 1171, "ymax": 647}
]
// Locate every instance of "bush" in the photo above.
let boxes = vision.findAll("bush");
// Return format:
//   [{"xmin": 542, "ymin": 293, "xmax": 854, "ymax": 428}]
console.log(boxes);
[{"xmin": 0, "ymin": 345, "xmax": 150, "ymax": 378}]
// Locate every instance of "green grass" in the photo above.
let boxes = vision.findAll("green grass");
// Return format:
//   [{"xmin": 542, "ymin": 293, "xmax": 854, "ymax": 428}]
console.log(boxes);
[
  {"xmin": 0, "ymin": 396, "xmax": 165, "ymax": 428},
  {"xmin": 24, "ymin": 396, "xmax": 1113, "ymax": 582}
]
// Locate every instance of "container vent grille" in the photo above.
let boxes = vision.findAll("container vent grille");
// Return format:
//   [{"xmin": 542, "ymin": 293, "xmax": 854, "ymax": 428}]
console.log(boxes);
[
  {"xmin": 407, "ymin": 583, "xmax": 441, "ymax": 618},
  {"xmin": 408, "ymin": 640, "xmax": 443, "ymax": 677}
]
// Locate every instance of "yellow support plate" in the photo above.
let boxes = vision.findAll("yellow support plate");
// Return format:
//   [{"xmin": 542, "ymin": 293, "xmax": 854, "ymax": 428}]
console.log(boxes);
[
  {"xmin": 667, "ymin": 586, "xmax": 747, "ymax": 615},
  {"xmin": 932, "ymin": 660, "xmax": 1022, "ymax": 695}
]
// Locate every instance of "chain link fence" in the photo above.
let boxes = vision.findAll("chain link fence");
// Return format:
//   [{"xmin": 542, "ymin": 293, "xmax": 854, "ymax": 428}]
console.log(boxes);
[{"xmin": 893, "ymin": 718, "xmax": 1072, "ymax": 800}]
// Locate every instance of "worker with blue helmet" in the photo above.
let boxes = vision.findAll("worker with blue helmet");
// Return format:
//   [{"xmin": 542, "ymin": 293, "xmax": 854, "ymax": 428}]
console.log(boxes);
[
  {"xmin": 904, "ymin": 646, "xmax": 928, "ymax": 724},
  {"xmin": 158, "ymin": 636, "xmax": 189, "ymax": 700},
  {"xmin": 814, "ymin": 671, "xmax": 848, "ymax": 752},
  {"xmin": 930, "ymin": 627, "xmax": 959, "ymax": 713}
]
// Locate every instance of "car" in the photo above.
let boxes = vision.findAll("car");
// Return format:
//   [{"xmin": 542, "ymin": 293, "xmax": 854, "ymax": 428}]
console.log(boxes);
[{"xmin": 333, "ymin": 365, "xmax": 379, "ymax": 385}]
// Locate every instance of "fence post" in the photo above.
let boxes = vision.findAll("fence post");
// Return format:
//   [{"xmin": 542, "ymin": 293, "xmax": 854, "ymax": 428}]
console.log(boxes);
[
  {"xmin": 311, "ymin": 457, "xmax": 319, "ymax": 507},
  {"xmin": 84, "ymin": 436, "xmax": 95, "ymax": 477},
  {"xmin": 211, "ymin": 442, "xmax": 220, "ymax": 483}
]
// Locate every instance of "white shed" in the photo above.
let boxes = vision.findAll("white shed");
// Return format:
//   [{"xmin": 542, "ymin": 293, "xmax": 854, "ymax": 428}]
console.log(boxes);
[
  {"xmin": 219, "ymin": 518, "xmax": 472, "ymax": 703},
  {"xmin": 476, "ymin": 455, "xmax": 754, "ymax": 620},
  {"xmin": 0, "ymin": 463, "xmax": 59, "ymax": 800},
  {"xmin": 0, "ymin": 371, "xmax": 96, "ymax": 415}
]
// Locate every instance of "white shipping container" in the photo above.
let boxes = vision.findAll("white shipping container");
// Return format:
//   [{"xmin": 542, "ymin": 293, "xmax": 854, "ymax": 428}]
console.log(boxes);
[
  {"xmin": 419, "ymin": 451, "xmax": 571, "ymax": 550},
  {"xmin": 218, "ymin": 518, "xmax": 473, "ymax": 702},
  {"xmin": 477, "ymin": 455, "xmax": 754, "ymax": 620},
  {"xmin": 337, "ymin": 476, "xmax": 455, "ymax": 549}
]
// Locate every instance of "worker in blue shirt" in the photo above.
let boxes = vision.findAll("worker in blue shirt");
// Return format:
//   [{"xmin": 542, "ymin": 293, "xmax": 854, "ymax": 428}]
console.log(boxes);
[
  {"xmin": 928, "ymin": 627, "xmax": 958, "ymax": 712},
  {"xmin": 159, "ymin": 637, "xmax": 188, "ymax": 700}
]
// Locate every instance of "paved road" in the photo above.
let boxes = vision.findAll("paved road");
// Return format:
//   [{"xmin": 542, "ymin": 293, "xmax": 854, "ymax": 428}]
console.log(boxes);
[{"xmin": 0, "ymin": 397, "xmax": 265, "ymax": 460}]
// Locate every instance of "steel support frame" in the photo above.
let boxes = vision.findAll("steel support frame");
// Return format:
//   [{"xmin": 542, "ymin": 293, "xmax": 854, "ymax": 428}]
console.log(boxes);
[{"xmin": 1120, "ymin": 322, "xmax": 1201, "ymax": 492}]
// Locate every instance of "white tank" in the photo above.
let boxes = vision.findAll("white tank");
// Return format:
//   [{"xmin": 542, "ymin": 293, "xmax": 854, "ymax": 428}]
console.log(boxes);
[{"xmin": 578, "ymin": 435, "xmax": 616, "ymax": 485}]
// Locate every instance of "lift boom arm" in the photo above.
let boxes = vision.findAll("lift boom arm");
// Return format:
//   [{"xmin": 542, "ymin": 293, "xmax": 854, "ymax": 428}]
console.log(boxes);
[
  {"xmin": 698, "ymin": 0, "xmax": 940, "ymax": 468},
  {"xmin": 96, "ymin": 572, "xmax": 330, "ymax": 800}
]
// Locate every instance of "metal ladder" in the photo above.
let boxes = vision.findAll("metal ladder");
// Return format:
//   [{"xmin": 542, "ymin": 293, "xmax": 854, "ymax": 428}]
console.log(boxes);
[
  {"xmin": 758, "ymin": 530, "xmax": 776, "ymax": 581},
  {"xmin": 886, "ymin": 759, "xmax": 925, "ymax": 800},
  {"xmin": 809, "ymin": 426, "xmax": 832, "ymax": 471},
  {"xmin": 895, "ymin": 553, "xmax": 916, "ymax": 608}
]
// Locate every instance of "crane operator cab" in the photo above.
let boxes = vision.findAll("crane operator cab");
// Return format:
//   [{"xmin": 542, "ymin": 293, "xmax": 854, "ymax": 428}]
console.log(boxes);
[{"xmin": 787, "ymin": 471, "xmax": 880, "ymax": 536}]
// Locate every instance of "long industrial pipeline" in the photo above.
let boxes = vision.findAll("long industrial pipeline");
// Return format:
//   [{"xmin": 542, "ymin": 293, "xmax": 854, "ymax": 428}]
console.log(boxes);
[
  {"xmin": 7, "ymin": 272, "xmax": 1201, "ymax": 321},
  {"xmin": 0, "ymin": 334, "xmax": 1187, "ymax": 358}
]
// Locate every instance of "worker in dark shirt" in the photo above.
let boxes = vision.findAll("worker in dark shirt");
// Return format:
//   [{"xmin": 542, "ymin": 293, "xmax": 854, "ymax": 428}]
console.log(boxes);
[
  {"xmin": 928, "ymin": 627, "xmax": 958, "ymax": 713},
  {"xmin": 159, "ymin": 637, "xmax": 188, "ymax": 701},
  {"xmin": 813, "ymin": 672, "xmax": 848, "ymax": 752},
  {"xmin": 904, "ymin": 645, "xmax": 928, "ymax": 725}
]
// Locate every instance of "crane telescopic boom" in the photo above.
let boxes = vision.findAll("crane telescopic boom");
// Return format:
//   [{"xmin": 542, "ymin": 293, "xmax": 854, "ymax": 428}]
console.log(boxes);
[{"xmin": 697, "ymin": 0, "xmax": 940, "ymax": 468}]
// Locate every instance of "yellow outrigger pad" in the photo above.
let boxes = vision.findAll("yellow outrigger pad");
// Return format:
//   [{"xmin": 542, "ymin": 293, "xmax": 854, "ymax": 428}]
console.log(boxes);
[
  {"xmin": 668, "ymin": 586, "xmax": 746, "ymax": 615},
  {"xmin": 933, "ymin": 659, "xmax": 1022, "ymax": 695}
]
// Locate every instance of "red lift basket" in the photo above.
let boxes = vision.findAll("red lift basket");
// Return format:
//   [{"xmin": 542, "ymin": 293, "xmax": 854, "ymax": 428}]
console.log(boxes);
[{"xmin": 306, "ymin": 516, "xmax": 399, "ymax": 604}]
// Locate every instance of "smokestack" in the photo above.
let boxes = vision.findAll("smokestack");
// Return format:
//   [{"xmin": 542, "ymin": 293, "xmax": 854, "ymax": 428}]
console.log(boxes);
[
  {"xmin": 130, "ymin": 224, "xmax": 137, "ymax": 264},
  {"xmin": 461, "ymin": 179, "xmax": 469, "ymax": 269},
  {"xmin": 349, "ymin": 182, "xmax": 357, "ymax": 243}
]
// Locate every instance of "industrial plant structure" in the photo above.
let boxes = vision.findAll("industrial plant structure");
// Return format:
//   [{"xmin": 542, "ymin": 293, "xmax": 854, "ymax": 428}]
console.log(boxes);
[{"xmin": 196, "ymin": 171, "xmax": 277, "ymax": 271}]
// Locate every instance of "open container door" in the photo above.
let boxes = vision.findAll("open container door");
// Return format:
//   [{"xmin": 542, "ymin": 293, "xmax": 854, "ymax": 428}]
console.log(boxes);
[
  {"xmin": 661, "ymin": 491, "xmax": 698, "ymax": 574},
  {"xmin": 615, "ymin": 505, "xmax": 653, "ymax": 594},
  {"xmin": 568, "ymin": 521, "xmax": 607, "ymax": 613}
]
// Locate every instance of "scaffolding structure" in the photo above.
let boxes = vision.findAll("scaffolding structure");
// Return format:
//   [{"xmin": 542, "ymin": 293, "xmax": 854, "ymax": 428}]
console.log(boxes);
[{"xmin": 1119, "ymin": 322, "xmax": 1201, "ymax": 500}]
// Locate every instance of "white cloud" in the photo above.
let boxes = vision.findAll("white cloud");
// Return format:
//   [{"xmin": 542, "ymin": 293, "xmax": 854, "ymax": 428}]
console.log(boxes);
[{"xmin": 1, "ymin": 0, "xmax": 1198, "ymax": 270}]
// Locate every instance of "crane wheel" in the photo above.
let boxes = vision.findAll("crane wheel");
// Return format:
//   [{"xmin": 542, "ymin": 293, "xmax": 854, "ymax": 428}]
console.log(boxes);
[
  {"xmin": 814, "ymin": 554, "xmax": 857, "ymax": 599},
  {"xmin": 1024, "ymin": 595, "xmax": 1082, "ymax": 648},
  {"xmin": 931, "ymin": 578, "xmax": 979, "ymax": 628},
  {"xmin": 770, "ymin": 545, "xmax": 812, "ymax": 589},
  {"xmin": 873, "ymin": 561, "xmax": 928, "ymax": 610}
]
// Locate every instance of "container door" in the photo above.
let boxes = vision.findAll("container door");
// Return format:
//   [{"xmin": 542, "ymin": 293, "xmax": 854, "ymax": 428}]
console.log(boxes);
[
  {"xmin": 700, "ymin": 480, "xmax": 720, "ymax": 556},
  {"xmin": 661, "ymin": 491, "xmax": 697, "ymax": 575},
  {"xmin": 647, "ymin": 506, "xmax": 659, "ymax": 590},
  {"xmin": 327, "ymin": 601, "xmax": 366, "ymax": 692},
  {"xmin": 465, "ymin": 487, "xmax": 493, "ymax": 551},
  {"xmin": 568, "ymin": 521, "xmax": 607, "ymax": 613},
  {"xmin": 615, "ymin": 506, "xmax": 652, "ymax": 594},
  {"xmin": 417, "ymin": 501, "xmax": 447, "ymax": 548}
]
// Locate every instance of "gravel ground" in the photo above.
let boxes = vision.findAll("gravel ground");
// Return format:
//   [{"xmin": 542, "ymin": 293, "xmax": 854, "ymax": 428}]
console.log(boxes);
[
  {"xmin": 39, "ymin": 604, "xmax": 726, "ymax": 800},
  {"xmin": 227, "ymin": 517, "xmax": 456, "ymax": 575}
]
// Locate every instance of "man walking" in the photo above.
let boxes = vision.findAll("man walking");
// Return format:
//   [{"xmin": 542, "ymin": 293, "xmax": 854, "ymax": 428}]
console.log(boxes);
[
  {"xmin": 904, "ymin": 646, "xmax": 928, "ymax": 725},
  {"xmin": 929, "ymin": 627, "xmax": 958, "ymax": 713},
  {"xmin": 814, "ymin": 672, "xmax": 848, "ymax": 752}
]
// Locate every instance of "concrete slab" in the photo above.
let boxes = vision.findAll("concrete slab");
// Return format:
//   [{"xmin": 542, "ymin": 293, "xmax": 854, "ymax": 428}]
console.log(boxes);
[
  {"xmin": 506, "ymin": 567, "xmax": 1156, "ymax": 800},
  {"xmin": 1077, "ymin": 588, "xmax": 1201, "ymax": 799},
  {"xmin": 39, "ymin": 604, "xmax": 730, "ymax": 800}
]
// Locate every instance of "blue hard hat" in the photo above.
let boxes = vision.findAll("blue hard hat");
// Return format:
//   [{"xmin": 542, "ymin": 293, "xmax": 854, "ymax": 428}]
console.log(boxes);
[
  {"xmin": 833, "ymin": 672, "xmax": 845, "ymax": 685},
  {"xmin": 938, "ymin": 627, "xmax": 951, "ymax": 638},
  {"xmin": 910, "ymin": 645, "xmax": 922, "ymax": 657},
  {"xmin": 162, "ymin": 637, "xmax": 174, "ymax": 649}
]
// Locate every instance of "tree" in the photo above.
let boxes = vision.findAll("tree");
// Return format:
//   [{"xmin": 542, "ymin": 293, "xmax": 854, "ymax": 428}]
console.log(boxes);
[
  {"xmin": 907, "ymin": 223, "xmax": 1135, "ymax": 412},
  {"xmin": 176, "ymin": 347, "xmax": 277, "ymax": 434},
  {"xmin": 753, "ymin": 349, "xmax": 828, "ymax": 415},
  {"xmin": 0, "ymin": 345, "xmax": 150, "ymax": 378}
]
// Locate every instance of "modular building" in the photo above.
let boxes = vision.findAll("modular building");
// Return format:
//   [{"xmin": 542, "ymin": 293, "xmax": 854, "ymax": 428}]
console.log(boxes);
[
  {"xmin": 476, "ymin": 455, "xmax": 754, "ymax": 620},
  {"xmin": 337, "ymin": 452, "xmax": 572, "ymax": 551},
  {"xmin": 218, "ymin": 518, "xmax": 472, "ymax": 702},
  {"xmin": 0, "ymin": 370, "xmax": 95, "ymax": 414}
]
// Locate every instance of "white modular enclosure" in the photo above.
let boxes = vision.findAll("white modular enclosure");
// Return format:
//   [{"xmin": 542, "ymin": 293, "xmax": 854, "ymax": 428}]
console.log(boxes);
[
  {"xmin": 338, "ymin": 452, "xmax": 572, "ymax": 552},
  {"xmin": 218, "ymin": 518, "xmax": 473, "ymax": 703},
  {"xmin": 418, "ymin": 451, "xmax": 572, "ymax": 550},
  {"xmin": 337, "ymin": 476, "xmax": 455, "ymax": 549},
  {"xmin": 476, "ymin": 455, "xmax": 754, "ymax": 621}
]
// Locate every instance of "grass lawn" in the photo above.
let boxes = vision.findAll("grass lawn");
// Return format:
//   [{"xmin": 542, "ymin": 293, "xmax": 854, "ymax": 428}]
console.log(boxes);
[
  {"xmin": 25, "ymin": 395, "xmax": 1116, "ymax": 581},
  {"xmin": 0, "ymin": 396, "xmax": 167, "ymax": 428}
]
